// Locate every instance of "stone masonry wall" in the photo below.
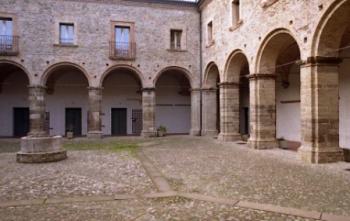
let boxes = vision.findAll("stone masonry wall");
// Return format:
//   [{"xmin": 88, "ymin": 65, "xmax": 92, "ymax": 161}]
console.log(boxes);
[{"xmin": 0, "ymin": 0, "xmax": 200, "ymax": 88}]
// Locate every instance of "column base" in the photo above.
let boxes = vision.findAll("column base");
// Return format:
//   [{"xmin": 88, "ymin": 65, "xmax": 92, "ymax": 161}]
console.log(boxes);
[
  {"xmin": 190, "ymin": 129, "xmax": 201, "ymax": 136},
  {"xmin": 17, "ymin": 136, "xmax": 67, "ymax": 163},
  {"xmin": 142, "ymin": 130, "xmax": 157, "ymax": 138},
  {"xmin": 87, "ymin": 131, "xmax": 103, "ymax": 139},
  {"xmin": 201, "ymin": 130, "xmax": 218, "ymax": 137},
  {"xmin": 217, "ymin": 133, "xmax": 241, "ymax": 142},
  {"xmin": 248, "ymin": 138, "xmax": 278, "ymax": 149},
  {"xmin": 298, "ymin": 146, "xmax": 344, "ymax": 164}
]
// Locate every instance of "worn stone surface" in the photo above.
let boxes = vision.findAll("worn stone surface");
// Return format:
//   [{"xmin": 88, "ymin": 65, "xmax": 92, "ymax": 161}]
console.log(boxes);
[
  {"xmin": 0, "ymin": 197, "xmax": 319, "ymax": 221},
  {"xmin": 142, "ymin": 136, "xmax": 350, "ymax": 216},
  {"xmin": 1, "ymin": 150, "xmax": 155, "ymax": 201}
]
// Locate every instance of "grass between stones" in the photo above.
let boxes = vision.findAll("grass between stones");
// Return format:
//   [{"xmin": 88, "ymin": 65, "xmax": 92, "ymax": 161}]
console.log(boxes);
[{"xmin": 63, "ymin": 139, "xmax": 139, "ymax": 156}]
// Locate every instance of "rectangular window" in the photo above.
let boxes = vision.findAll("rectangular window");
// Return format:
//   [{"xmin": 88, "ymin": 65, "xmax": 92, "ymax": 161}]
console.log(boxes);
[
  {"xmin": 0, "ymin": 17, "xmax": 13, "ymax": 36},
  {"xmin": 170, "ymin": 30, "xmax": 182, "ymax": 50},
  {"xmin": 59, "ymin": 23, "xmax": 74, "ymax": 44},
  {"xmin": 0, "ymin": 17, "xmax": 14, "ymax": 50},
  {"xmin": 115, "ymin": 26, "xmax": 130, "ymax": 56},
  {"xmin": 207, "ymin": 21, "xmax": 213, "ymax": 44},
  {"xmin": 232, "ymin": 0, "xmax": 240, "ymax": 25}
]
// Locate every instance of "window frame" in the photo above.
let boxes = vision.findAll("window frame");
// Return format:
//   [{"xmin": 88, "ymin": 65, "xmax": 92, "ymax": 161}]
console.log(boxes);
[
  {"xmin": 59, "ymin": 22, "xmax": 75, "ymax": 45},
  {"xmin": 170, "ymin": 29, "xmax": 183, "ymax": 50}
]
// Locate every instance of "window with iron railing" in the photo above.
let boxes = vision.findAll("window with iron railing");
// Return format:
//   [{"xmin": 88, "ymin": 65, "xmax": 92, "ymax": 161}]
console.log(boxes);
[
  {"xmin": 0, "ymin": 17, "xmax": 19, "ymax": 55},
  {"xmin": 110, "ymin": 25, "xmax": 136, "ymax": 60},
  {"xmin": 59, "ymin": 23, "xmax": 74, "ymax": 45}
]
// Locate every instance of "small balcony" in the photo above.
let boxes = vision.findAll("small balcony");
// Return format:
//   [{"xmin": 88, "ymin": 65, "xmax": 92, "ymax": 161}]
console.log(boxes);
[
  {"xmin": 0, "ymin": 35, "xmax": 19, "ymax": 56},
  {"xmin": 109, "ymin": 42, "xmax": 136, "ymax": 60}
]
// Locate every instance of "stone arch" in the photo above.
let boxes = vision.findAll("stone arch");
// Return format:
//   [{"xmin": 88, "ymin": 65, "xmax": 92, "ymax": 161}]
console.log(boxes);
[
  {"xmin": 255, "ymin": 28, "xmax": 301, "ymax": 74},
  {"xmin": 204, "ymin": 62, "xmax": 220, "ymax": 88},
  {"xmin": 0, "ymin": 59, "xmax": 31, "ymax": 84},
  {"xmin": 312, "ymin": 0, "xmax": 350, "ymax": 57},
  {"xmin": 41, "ymin": 62, "xmax": 91, "ymax": 86},
  {"xmin": 154, "ymin": 66, "xmax": 193, "ymax": 89},
  {"xmin": 100, "ymin": 64, "xmax": 144, "ymax": 88},
  {"xmin": 0, "ymin": 60, "xmax": 32, "ymax": 137},
  {"xmin": 154, "ymin": 66, "xmax": 193, "ymax": 135},
  {"xmin": 224, "ymin": 49, "xmax": 249, "ymax": 83}
]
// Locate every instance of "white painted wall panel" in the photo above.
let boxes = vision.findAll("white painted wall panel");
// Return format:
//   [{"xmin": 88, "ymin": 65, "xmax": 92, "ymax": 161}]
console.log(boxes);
[
  {"xmin": 339, "ymin": 50, "xmax": 350, "ymax": 149},
  {"xmin": 276, "ymin": 64, "xmax": 301, "ymax": 142}
]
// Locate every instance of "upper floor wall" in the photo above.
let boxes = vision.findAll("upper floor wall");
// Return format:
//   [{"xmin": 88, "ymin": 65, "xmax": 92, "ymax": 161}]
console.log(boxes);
[
  {"xmin": 199, "ymin": 0, "xmax": 340, "ymax": 80},
  {"xmin": 0, "ymin": 0, "xmax": 201, "ymax": 87}
]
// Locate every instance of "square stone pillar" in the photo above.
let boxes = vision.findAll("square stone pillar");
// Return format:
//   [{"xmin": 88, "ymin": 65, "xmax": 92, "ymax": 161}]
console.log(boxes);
[
  {"xmin": 218, "ymin": 82, "xmax": 241, "ymax": 141},
  {"xmin": 17, "ymin": 85, "xmax": 66, "ymax": 163},
  {"xmin": 298, "ymin": 57, "xmax": 344, "ymax": 163},
  {"xmin": 202, "ymin": 88, "xmax": 219, "ymax": 137},
  {"xmin": 87, "ymin": 87, "xmax": 103, "ymax": 138},
  {"xmin": 142, "ymin": 88, "xmax": 157, "ymax": 137},
  {"xmin": 190, "ymin": 88, "xmax": 201, "ymax": 136},
  {"xmin": 248, "ymin": 74, "xmax": 277, "ymax": 149}
]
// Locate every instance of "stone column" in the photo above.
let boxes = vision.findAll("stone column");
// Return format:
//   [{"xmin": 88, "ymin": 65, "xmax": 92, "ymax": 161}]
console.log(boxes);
[
  {"xmin": 28, "ymin": 85, "xmax": 47, "ymax": 137},
  {"xmin": 141, "ymin": 88, "xmax": 157, "ymax": 137},
  {"xmin": 298, "ymin": 57, "xmax": 344, "ymax": 163},
  {"xmin": 17, "ymin": 85, "xmax": 66, "ymax": 163},
  {"xmin": 87, "ymin": 87, "xmax": 103, "ymax": 138},
  {"xmin": 248, "ymin": 74, "xmax": 277, "ymax": 149},
  {"xmin": 218, "ymin": 82, "xmax": 241, "ymax": 141},
  {"xmin": 202, "ymin": 88, "xmax": 218, "ymax": 136},
  {"xmin": 190, "ymin": 88, "xmax": 201, "ymax": 136}
]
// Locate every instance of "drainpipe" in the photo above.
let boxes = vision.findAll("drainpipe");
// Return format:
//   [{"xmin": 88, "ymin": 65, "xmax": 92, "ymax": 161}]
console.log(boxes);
[{"xmin": 198, "ymin": 5, "xmax": 203, "ymax": 136}]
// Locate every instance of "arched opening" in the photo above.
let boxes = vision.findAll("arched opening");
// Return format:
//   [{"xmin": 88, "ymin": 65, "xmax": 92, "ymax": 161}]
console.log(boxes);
[
  {"xmin": 315, "ymin": 0, "xmax": 350, "ymax": 152},
  {"xmin": 101, "ymin": 67, "xmax": 142, "ymax": 136},
  {"xmin": 239, "ymin": 60, "xmax": 250, "ymax": 137},
  {"xmin": 0, "ymin": 62, "xmax": 30, "ymax": 137},
  {"xmin": 44, "ymin": 64, "xmax": 89, "ymax": 137},
  {"xmin": 155, "ymin": 68, "xmax": 191, "ymax": 134},
  {"xmin": 225, "ymin": 52, "xmax": 250, "ymax": 140},
  {"xmin": 203, "ymin": 63, "xmax": 220, "ymax": 136},
  {"xmin": 258, "ymin": 30, "xmax": 301, "ymax": 150}
]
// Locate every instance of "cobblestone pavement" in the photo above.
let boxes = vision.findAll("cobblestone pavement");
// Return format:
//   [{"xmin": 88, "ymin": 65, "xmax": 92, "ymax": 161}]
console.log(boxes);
[
  {"xmin": 0, "ymin": 150, "xmax": 155, "ymax": 201},
  {"xmin": 142, "ymin": 136, "xmax": 350, "ymax": 216},
  {"xmin": 0, "ymin": 197, "xmax": 318, "ymax": 221},
  {"xmin": 0, "ymin": 136, "xmax": 350, "ymax": 220}
]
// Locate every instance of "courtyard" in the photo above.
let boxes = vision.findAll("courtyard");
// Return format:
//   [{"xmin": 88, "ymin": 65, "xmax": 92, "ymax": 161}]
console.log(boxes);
[{"xmin": 0, "ymin": 136, "xmax": 349, "ymax": 221}]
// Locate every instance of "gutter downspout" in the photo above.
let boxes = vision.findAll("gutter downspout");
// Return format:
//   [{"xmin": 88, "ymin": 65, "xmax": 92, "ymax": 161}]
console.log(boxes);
[{"xmin": 198, "ymin": 6, "xmax": 203, "ymax": 136}]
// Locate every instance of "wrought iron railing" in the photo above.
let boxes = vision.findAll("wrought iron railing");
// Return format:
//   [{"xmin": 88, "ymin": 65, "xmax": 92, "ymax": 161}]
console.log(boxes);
[
  {"xmin": 0, "ymin": 35, "xmax": 19, "ymax": 56},
  {"xmin": 109, "ymin": 42, "xmax": 136, "ymax": 60}
]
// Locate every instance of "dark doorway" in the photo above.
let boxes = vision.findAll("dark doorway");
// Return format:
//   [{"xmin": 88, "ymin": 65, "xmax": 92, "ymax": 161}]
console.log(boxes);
[
  {"xmin": 112, "ymin": 108, "xmax": 127, "ymax": 136},
  {"xmin": 132, "ymin": 109, "xmax": 142, "ymax": 135},
  {"xmin": 65, "ymin": 108, "xmax": 82, "ymax": 136},
  {"xmin": 243, "ymin": 107, "xmax": 249, "ymax": 135},
  {"xmin": 13, "ymin": 107, "xmax": 29, "ymax": 137}
]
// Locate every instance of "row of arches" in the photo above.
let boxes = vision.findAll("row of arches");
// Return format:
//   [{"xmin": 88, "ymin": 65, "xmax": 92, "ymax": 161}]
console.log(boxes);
[
  {"xmin": 203, "ymin": 0, "xmax": 350, "ymax": 162},
  {"xmin": 0, "ymin": 61, "xmax": 195, "ymax": 137}
]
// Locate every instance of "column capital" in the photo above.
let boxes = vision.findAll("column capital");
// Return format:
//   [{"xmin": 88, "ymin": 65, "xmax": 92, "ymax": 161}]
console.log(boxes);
[
  {"xmin": 201, "ymin": 87, "xmax": 217, "ymax": 92},
  {"xmin": 142, "ymin": 87, "xmax": 156, "ymax": 92},
  {"xmin": 87, "ymin": 86, "xmax": 103, "ymax": 91},
  {"xmin": 191, "ymin": 88, "xmax": 201, "ymax": 92},
  {"xmin": 28, "ymin": 84, "xmax": 46, "ymax": 90},
  {"xmin": 300, "ymin": 56, "xmax": 342, "ymax": 67},
  {"xmin": 248, "ymin": 73, "xmax": 276, "ymax": 81},
  {"xmin": 218, "ymin": 81, "xmax": 239, "ymax": 88}
]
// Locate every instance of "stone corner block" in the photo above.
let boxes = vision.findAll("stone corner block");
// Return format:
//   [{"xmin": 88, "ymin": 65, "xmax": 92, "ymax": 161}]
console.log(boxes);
[{"xmin": 248, "ymin": 139, "xmax": 278, "ymax": 149}]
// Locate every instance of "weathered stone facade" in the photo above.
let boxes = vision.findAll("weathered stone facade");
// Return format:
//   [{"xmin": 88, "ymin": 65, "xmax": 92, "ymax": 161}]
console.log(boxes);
[
  {"xmin": 200, "ymin": 0, "xmax": 349, "ymax": 163},
  {"xmin": 1, "ymin": 0, "xmax": 350, "ymax": 164}
]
